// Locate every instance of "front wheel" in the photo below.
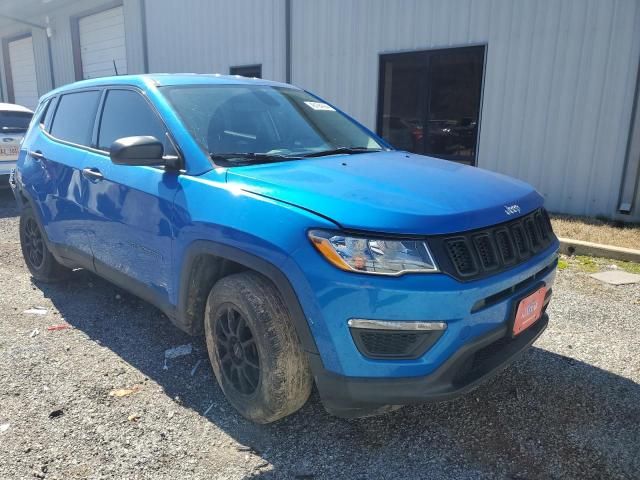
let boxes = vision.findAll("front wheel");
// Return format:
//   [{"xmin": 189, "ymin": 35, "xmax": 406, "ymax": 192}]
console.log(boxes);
[{"xmin": 204, "ymin": 271, "xmax": 312, "ymax": 423}]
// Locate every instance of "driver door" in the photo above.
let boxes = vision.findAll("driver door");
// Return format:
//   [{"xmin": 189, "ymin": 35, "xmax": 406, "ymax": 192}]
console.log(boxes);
[{"xmin": 81, "ymin": 88, "xmax": 179, "ymax": 304}]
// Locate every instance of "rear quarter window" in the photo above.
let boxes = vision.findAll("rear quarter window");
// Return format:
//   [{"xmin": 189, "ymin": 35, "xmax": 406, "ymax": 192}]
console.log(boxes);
[
  {"xmin": 50, "ymin": 90, "xmax": 101, "ymax": 146},
  {"xmin": 20, "ymin": 99, "xmax": 49, "ymax": 145}
]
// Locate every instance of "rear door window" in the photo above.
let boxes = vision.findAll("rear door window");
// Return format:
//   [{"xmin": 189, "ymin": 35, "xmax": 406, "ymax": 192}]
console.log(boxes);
[
  {"xmin": 97, "ymin": 89, "xmax": 169, "ymax": 151},
  {"xmin": 50, "ymin": 90, "xmax": 101, "ymax": 146}
]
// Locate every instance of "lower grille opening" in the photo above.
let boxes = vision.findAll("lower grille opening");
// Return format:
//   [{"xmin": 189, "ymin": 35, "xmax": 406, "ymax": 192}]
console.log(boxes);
[
  {"xmin": 351, "ymin": 328, "xmax": 444, "ymax": 360},
  {"xmin": 452, "ymin": 315, "xmax": 548, "ymax": 387}
]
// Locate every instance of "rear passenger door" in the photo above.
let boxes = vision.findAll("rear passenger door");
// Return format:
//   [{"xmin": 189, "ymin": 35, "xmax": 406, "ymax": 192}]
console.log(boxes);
[
  {"xmin": 82, "ymin": 88, "xmax": 179, "ymax": 304},
  {"xmin": 29, "ymin": 90, "xmax": 102, "ymax": 264}
]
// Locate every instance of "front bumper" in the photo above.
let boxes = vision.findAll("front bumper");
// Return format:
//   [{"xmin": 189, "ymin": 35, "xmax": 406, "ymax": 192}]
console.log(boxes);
[
  {"xmin": 287, "ymin": 241, "xmax": 558, "ymax": 377},
  {"xmin": 312, "ymin": 313, "xmax": 548, "ymax": 417},
  {"xmin": 284, "ymin": 238, "xmax": 558, "ymax": 415}
]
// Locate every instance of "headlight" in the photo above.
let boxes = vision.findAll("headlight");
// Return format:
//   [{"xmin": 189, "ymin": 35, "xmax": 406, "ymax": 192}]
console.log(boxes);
[{"xmin": 308, "ymin": 230, "xmax": 438, "ymax": 275}]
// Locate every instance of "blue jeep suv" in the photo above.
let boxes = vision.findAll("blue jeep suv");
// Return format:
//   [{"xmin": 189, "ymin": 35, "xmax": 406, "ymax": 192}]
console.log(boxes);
[{"xmin": 12, "ymin": 74, "xmax": 558, "ymax": 423}]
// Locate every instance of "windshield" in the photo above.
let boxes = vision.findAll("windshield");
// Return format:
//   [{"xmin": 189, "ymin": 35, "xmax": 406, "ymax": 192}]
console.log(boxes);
[
  {"xmin": 0, "ymin": 111, "xmax": 32, "ymax": 132},
  {"xmin": 161, "ymin": 85, "xmax": 383, "ymax": 163}
]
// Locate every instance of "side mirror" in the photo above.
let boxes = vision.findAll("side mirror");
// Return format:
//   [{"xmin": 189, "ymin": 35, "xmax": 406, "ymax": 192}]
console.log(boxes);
[{"xmin": 110, "ymin": 136, "xmax": 164, "ymax": 166}]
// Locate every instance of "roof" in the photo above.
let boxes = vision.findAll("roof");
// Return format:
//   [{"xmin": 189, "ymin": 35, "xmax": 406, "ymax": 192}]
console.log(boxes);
[
  {"xmin": 0, "ymin": 102, "xmax": 33, "ymax": 113},
  {"xmin": 44, "ymin": 74, "xmax": 296, "ymax": 99}
]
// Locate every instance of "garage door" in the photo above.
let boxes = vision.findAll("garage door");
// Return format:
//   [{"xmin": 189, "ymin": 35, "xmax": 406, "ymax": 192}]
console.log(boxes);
[
  {"xmin": 78, "ymin": 6, "xmax": 127, "ymax": 79},
  {"xmin": 7, "ymin": 36, "xmax": 38, "ymax": 109}
]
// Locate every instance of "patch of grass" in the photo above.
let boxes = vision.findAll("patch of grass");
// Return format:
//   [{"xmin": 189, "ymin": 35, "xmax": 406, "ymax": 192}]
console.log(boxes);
[
  {"xmin": 550, "ymin": 213, "xmax": 640, "ymax": 250},
  {"xmin": 574, "ymin": 255, "xmax": 599, "ymax": 273},
  {"xmin": 560, "ymin": 253, "xmax": 640, "ymax": 275},
  {"xmin": 610, "ymin": 260, "xmax": 640, "ymax": 275}
]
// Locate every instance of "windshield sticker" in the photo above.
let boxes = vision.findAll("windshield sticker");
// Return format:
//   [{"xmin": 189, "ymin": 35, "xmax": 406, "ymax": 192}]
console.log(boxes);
[{"xmin": 304, "ymin": 101, "xmax": 335, "ymax": 111}]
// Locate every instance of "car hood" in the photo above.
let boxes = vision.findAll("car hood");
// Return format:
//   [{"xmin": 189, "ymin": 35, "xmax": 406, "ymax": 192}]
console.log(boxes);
[{"xmin": 225, "ymin": 151, "xmax": 543, "ymax": 235}]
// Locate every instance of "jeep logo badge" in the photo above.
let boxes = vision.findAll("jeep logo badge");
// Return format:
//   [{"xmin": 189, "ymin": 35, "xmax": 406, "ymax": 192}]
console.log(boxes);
[{"xmin": 504, "ymin": 204, "xmax": 521, "ymax": 215}]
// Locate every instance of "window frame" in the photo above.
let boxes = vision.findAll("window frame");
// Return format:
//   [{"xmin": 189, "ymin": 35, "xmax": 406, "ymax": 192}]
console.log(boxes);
[
  {"xmin": 376, "ymin": 45, "xmax": 486, "ymax": 166},
  {"xmin": 43, "ymin": 95, "xmax": 58, "ymax": 131},
  {"xmin": 48, "ymin": 88, "xmax": 103, "ymax": 149},
  {"xmin": 94, "ymin": 86, "xmax": 176, "ymax": 155},
  {"xmin": 43, "ymin": 85, "xmax": 183, "ymax": 169}
]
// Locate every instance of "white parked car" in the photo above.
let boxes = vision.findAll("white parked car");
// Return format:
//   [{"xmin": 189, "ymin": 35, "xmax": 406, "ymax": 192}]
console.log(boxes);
[{"xmin": 0, "ymin": 102, "xmax": 33, "ymax": 183}]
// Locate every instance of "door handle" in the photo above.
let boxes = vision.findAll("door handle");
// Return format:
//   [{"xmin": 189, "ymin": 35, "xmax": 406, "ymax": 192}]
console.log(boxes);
[
  {"xmin": 82, "ymin": 167, "xmax": 104, "ymax": 182},
  {"xmin": 29, "ymin": 150, "xmax": 45, "ymax": 160}
]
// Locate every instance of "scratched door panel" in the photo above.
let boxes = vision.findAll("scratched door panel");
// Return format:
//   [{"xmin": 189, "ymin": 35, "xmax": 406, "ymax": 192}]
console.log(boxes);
[{"xmin": 81, "ymin": 151, "xmax": 178, "ymax": 301}]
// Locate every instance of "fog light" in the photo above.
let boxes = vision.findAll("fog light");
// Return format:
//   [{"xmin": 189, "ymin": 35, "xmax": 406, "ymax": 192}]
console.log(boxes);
[{"xmin": 348, "ymin": 319, "xmax": 446, "ymax": 359}]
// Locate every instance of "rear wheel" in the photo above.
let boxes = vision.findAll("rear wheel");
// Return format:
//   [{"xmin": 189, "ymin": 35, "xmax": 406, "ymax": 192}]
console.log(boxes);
[
  {"xmin": 19, "ymin": 207, "xmax": 70, "ymax": 282},
  {"xmin": 204, "ymin": 271, "xmax": 312, "ymax": 423}
]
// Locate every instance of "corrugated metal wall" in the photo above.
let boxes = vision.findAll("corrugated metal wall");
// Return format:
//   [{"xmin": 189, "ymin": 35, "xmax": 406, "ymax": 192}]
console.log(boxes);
[
  {"xmin": 0, "ymin": 0, "xmax": 145, "ymax": 95},
  {"xmin": 0, "ymin": 27, "xmax": 53, "ymax": 103},
  {"xmin": 1, "ymin": 0, "xmax": 639, "ymax": 220},
  {"xmin": 145, "ymin": 0, "xmax": 286, "ymax": 81},
  {"xmin": 291, "ymin": 0, "xmax": 640, "ymax": 221}
]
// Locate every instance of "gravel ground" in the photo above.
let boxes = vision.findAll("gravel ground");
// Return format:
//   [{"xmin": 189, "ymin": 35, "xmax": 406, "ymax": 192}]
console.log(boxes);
[{"xmin": 1, "ymin": 186, "xmax": 639, "ymax": 480}]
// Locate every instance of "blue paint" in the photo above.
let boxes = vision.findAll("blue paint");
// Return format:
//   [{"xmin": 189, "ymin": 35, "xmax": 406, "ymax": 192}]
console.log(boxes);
[{"xmin": 17, "ymin": 74, "xmax": 558, "ymax": 386}]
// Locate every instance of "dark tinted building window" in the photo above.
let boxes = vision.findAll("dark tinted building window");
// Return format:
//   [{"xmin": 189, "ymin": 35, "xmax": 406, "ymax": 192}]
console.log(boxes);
[
  {"xmin": 97, "ymin": 89, "xmax": 168, "ymax": 151},
  {"xmin": 230, "ymin": 64, "xmax": 262, "ymax": 78},
  {"xmin": 377, "ymin": 46, "xmax": 484, "ymax": 165},
  {"xmin": 50, "ymin": 91, "xmax": 101, "ymax": 146}
]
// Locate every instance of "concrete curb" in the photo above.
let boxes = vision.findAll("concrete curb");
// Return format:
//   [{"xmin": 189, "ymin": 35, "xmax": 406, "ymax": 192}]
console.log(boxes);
[{"xmin": 558, "ymin": 237, "xmax": 640, "ymax": 263}]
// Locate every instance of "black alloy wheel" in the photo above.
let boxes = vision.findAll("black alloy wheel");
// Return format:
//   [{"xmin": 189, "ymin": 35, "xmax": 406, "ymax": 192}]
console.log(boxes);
[
  {"xmin": 215, "ymin": 305, "xmax": 261, "ymax": 395},
  {"xmin": 23, "ymin": 217, "xmax": 45, "ymax": 269}
]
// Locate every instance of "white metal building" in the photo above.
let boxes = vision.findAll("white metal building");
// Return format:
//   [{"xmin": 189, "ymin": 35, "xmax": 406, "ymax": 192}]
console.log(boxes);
[{"xmin": 1, "ymin": 0, "xmax": 639, "ymax": 223}]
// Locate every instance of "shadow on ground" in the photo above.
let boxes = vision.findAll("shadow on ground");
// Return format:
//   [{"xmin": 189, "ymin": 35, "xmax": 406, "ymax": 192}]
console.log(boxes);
[
  {"xmin": 0, "ymin": 186, "xmax": 17, "ymax": 219},
  {"xmin": 31, "ymin": 269, "xmax": 639, "ymax": 480}
]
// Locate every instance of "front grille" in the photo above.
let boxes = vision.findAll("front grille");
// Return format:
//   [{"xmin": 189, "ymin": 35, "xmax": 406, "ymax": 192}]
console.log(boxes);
[
  {"xmin": 445, "ymin": 238, "xmax": 477, "ymax": 275},
  {"xmin": 494, "ymin": 228, "xmax": 516, "ymax": 264},
  {"xmin": 472, "ymin": 234, "xmax": 499, "ymax": 270},
  {"xmin": 429, "ymin": 208, "xmax": 557, "ymax": 282}
]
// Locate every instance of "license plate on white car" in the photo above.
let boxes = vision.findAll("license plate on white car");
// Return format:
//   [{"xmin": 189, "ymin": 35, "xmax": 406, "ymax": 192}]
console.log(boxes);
[{"xmin": 0, "ymin": 145, "xmax": 19, "ymax": 161}]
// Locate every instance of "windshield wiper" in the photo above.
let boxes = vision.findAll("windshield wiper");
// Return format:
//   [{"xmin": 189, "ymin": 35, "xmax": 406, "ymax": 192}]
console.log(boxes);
[
  {"xmin": 301, "ymin": 147, "xmax": 383, "ymax": 158},
  {"xmin": 210, "ymin": 152, "xmax": 302, "ymax": 165}
]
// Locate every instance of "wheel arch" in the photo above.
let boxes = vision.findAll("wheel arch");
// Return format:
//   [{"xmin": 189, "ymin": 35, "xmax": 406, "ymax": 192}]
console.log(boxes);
[
  {"xmin": 176, "ymin": 240, "xmax": 319, "ymax": 355},
  {"xmin": 13, "ymin": 182, "xmax": 51, "ymax": 247}
]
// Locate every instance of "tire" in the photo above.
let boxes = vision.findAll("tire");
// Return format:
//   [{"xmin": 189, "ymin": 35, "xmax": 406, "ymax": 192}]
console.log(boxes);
[
  {"xmin": 204, "ymin": 271, "xmax": 312, "ymax": 423},
  {"xmin": 19, "ymin": 207, "xmax": 70, "ymax": 282}
]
